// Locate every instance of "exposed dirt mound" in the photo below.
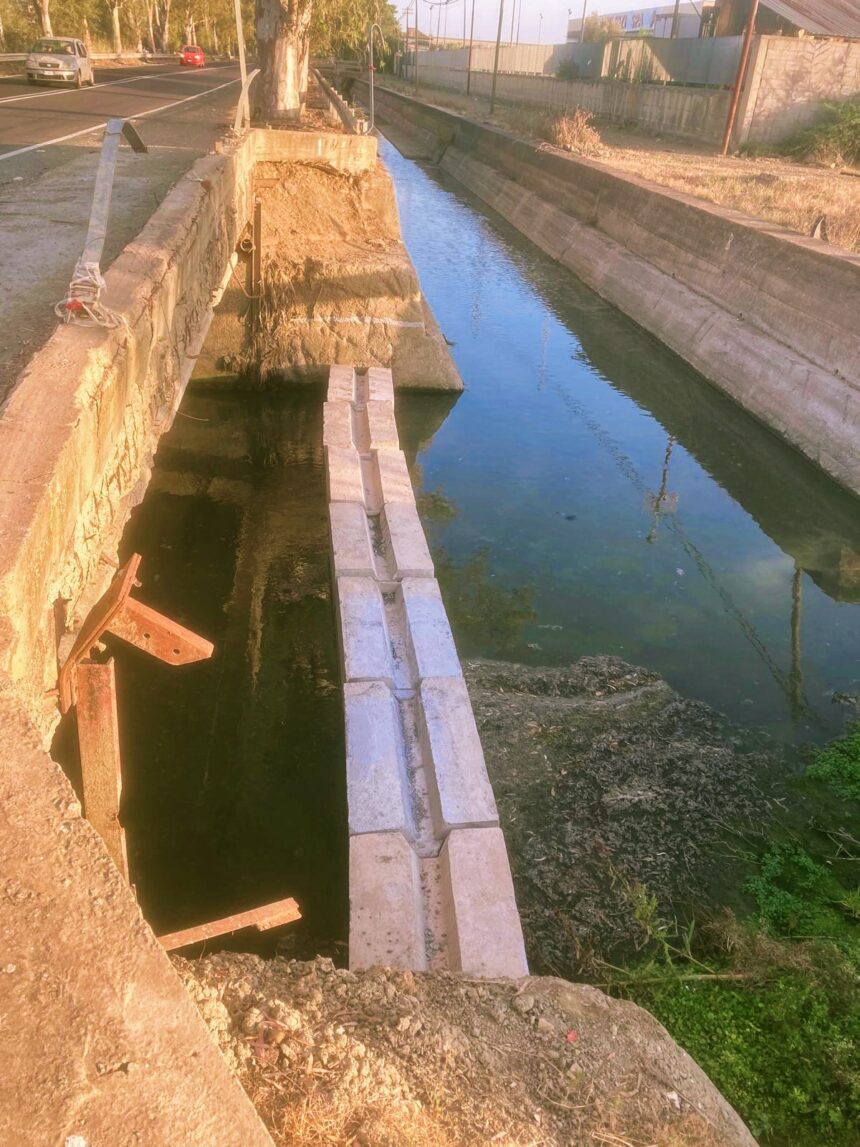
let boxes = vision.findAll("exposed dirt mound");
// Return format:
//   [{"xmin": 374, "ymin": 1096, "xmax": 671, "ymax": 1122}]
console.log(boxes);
[
  {"xmin": 465, "ymin": 657, "xmax": 786, "ymax": 975},
  {"xmin": 177, "ymin": 952, "xmax": 756, "ymax": 1147}
]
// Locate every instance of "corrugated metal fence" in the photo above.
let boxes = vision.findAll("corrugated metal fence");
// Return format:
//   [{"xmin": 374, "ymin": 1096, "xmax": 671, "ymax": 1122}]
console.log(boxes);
[{"xmin": 414, "ymin": 36, "xmax": 743, "ymax": 88}]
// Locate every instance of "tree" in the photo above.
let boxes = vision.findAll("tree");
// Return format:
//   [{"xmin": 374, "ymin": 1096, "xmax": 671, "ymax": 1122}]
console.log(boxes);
[
  {"xmin": 105, "ymin": 0, "xmax": 123, "ymax": 51},
  {"xmin": 255, "ymin": 0, "xmax": 313, "ymax": 120},
  {"xmin": 310, "ymin": 0, "xmax": 397, "ymax": 60},
  {"xmin": 36, "ymin": 0, "xmax": 52, "ymax": 34}
]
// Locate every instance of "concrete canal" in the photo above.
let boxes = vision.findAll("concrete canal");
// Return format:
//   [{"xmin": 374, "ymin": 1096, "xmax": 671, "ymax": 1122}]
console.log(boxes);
[{"xmin": 382, "ymin": 137, "xmax": 860, "ymax": 744}]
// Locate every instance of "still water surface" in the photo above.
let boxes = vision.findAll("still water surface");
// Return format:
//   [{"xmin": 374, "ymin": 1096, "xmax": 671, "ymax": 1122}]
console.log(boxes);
[{"xmin": 383, "ymin": 138, "xmax": 860, "ymax": 742}]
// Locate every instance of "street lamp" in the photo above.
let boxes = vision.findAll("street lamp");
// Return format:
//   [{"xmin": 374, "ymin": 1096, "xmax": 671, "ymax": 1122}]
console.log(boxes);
[{"xmin": 538, "ymin": 12, "xmax": 543, "ymax": 45}]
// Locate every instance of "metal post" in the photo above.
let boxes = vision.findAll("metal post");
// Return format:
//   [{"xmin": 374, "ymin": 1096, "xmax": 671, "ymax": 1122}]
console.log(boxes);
[
  {"xmin": 232, "ymin": 0, "xmax": 249, "ymax": 126},
  {"xmin": 76, "ymin": 658, "xmax": 129, "ymax": 880},
  {"xmin": 415, "ymin": 0, "xmax": 420, "ymax": 92},
  {"xmin": 670, "ymin": 0, "xmax": 681, "ymax": 37},
  {"xmin": 490, "ymin": 0, "xmax": 506, "ymax": 114},
  {"xmin": 466, "ymin": 0, "xmax": 476, "ymax": 94},
  {"xmin": 251, "ymin": 197, "xmax": 262, "ymax": 329},
  {"xmin": 721, "ymin": 0, "xmax": 759, "ymax": 155},
  {"xmin": 580, "ymin": 0, "xmax": 588, "ymax": 42}
]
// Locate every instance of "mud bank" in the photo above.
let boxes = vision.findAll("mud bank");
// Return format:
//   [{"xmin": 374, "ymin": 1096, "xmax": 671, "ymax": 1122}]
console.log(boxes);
[
  {"xmin": 465, "ymin": 657, "xmax": 786, "ymax": 975},
  {"xmin": 362, "ymin": 83, "xmax": 860, "ymax": 498}
]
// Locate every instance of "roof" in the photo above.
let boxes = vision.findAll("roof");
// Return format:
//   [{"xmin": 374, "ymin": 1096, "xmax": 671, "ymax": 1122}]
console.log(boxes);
[{"xmin": 762, "ymin": 0, "xmax": 860, "ymax": 36}]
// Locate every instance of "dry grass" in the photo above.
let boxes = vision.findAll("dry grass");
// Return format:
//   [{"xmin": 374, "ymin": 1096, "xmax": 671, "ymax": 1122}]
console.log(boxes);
[{"xmin": 377, "ymin": 78, "xmax": 860, "ymax": 254}]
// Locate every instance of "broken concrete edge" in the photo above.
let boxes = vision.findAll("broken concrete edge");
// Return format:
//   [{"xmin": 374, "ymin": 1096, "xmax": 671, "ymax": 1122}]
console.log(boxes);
[
  {"xmin": 325, "ymin": 366, "xmax": 528, "ymax": 979},
  {"xmin": 0, "ymin": 128, "xmax": 381, "ymax": 744},
  {"xmin": 0, "ymin": 678, "xmax": 275, "ymax": 1146},
  {"xmin": 367, "ymin": 83, "xmax": 860, "ymax": 500}
]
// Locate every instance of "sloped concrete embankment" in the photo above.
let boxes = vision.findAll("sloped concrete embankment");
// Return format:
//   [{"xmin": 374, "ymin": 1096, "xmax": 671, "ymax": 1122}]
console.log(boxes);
[
  {"xmin": 367, "ymin": 84, "xmax": 860, "ymax": 498},
  {"xmin": 325, "ymin": 366, "xmax": 528, "ymax": 977}
]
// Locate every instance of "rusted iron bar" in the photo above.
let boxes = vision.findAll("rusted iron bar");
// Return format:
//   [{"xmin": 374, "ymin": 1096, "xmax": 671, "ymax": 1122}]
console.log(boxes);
[
  {"xmin": 158, "ymin": 897, "xmax": 302, "ymax": 951},
  {"xmin": 59, "ymin": 553, "xmax": 213, "ymax": 712},
  {"xmin": 721, "ymin": 0, "xmax": 760, "ymax": 155},
  {"xmin": 75, "ymin": 658, "xmax": 129, "ymax": 880}
]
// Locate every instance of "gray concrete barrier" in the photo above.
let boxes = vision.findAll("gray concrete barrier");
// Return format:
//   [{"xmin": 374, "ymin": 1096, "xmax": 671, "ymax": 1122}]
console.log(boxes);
[
  {"xmin": 325, "ymin": 365, "xmax": 528, "ymax": 978},
  {"xmin": 366, "ymin": 84, "xmax": 860, "ymax": 500}
]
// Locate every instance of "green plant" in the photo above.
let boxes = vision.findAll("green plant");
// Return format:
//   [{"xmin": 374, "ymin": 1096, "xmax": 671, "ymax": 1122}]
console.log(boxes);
[
  {"xmin": 782, "ymin": 100, "xmax": 860, "ymax": 167},
  {"xmin": 807, "ymin": 722, "xmax": 860, "ymax": 800}
]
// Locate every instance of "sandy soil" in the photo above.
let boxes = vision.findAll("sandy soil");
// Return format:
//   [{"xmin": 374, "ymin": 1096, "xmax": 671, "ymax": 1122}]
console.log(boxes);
[{"xmin": 178, "ymin": 951, "xmax": 756, "ymax": 1147}]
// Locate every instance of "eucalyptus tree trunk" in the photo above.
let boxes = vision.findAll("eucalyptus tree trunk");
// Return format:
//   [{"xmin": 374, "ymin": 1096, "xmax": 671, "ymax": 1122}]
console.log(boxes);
[
  {"xmin": 37, "ymin": 0, "xmax": 52, "ymax": 36},
  {"xmin": 107, "ymin": 2, "xmax": 123, "ymax": 54},
  {"xmin": 256, "ymin": 0, "xmax": 313, "ymax": 121}
]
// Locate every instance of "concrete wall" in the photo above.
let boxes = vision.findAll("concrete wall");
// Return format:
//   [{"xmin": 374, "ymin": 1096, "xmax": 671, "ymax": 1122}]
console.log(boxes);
[
  {"xmin": 409, "ymin": 35, "xmax": 860, "ymax": 146},
  {"xmin": 368, "ymin": 86, "xmax": 860, "ymax": 498},
  {"xmin": 738, "ymin": 35, "xmax": 860, "ymax": 144}
]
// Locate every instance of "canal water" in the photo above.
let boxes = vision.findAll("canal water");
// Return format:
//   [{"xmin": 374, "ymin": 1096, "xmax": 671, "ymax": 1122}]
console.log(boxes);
[
  {"xmin": 73, "ymin": 389, "xmax": 349, "ymax": 949},
  {"xmin": 382, "ymin": 137, "xmax": 860, "ymax": 744}
]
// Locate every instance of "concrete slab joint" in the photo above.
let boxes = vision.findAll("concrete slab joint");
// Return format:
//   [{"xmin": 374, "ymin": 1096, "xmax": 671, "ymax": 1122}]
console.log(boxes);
[{"xmin": 326, "ymin": 366, "xmax": 528, "ymax": 979}]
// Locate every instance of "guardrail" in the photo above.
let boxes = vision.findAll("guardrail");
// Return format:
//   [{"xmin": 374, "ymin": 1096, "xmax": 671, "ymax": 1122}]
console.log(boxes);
[{"xmin": 0, "ymin": 51, "xmax": 224, "ymax": 64}]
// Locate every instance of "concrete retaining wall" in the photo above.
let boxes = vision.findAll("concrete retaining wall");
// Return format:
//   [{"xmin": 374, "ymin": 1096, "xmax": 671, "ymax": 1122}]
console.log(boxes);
[
  {"xmin": 368, "ymin": 84, "xmax": 860, "ymax": 498},
  {"xmin": 325, "ymin": 366, "xmax": 528, "ymax": 977},
  {"xmin": 417, "ymin": 66, "xmax": 731, "ymax": 145}
]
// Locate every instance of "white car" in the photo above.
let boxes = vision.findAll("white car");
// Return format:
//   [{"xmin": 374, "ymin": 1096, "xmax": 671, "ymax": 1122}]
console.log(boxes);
[{"xmin": 26, "ymin": 37, "xmax": 95, "ymax": 88}]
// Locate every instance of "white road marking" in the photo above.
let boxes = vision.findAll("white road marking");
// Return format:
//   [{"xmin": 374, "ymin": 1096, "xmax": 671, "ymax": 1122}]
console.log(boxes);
[
  {"xmin": 0, "ymin": 63, "xmax": 233, "ymax": 106},
  {"xmin": 0, "ymin": 75, "xmax": 239, "ymax": 163}
]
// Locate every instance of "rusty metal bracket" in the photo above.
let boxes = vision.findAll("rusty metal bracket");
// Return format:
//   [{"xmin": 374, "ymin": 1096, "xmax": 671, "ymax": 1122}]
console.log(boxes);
[
  {"xmin": 59, "ymin": 554, "xmax": 213, "ymax": 713},
  {"xmin": 58, "ymin": 554, "xmax": 214, "ymax": 879}
]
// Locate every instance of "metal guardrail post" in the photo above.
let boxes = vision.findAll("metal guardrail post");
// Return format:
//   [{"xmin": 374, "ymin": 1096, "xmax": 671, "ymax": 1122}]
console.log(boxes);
[
  {"xmin": 55, "ymin": 117, "xmax": 147, "ymax": 327},
  {"xmin": 233, "ymin": 66, "xmax": 260, "ymax": 132}
]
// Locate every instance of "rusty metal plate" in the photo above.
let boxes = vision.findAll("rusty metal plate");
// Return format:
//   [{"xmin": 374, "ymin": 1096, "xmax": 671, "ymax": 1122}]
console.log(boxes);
[
  {"xmin": 109, "ymin": 596, "xmax": 214, "ymax": 666},
  {"xmin": 158, "ymin": 897, "xmax": 302, "ymax": 951},
  {"xmin": 76, "ymin": 658, "xmax": 129, "ymax": 880}
]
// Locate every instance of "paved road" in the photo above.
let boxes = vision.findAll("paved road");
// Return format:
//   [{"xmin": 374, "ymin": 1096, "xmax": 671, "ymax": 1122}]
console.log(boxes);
[
  {"xmin": 0, "ymin": 62, "xmax": 243, "ymax": 401},
  {"xmin": 0, "ymin": 63, "xmax": 240, "ymax": 160}
]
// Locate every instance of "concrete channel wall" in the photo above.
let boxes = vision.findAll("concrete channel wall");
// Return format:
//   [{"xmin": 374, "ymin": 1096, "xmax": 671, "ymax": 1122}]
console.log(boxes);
[
  {"xmin": 366, "ymin": 84, "xmax": 860, "ymax": 498},
  {"xmin": 325, "ymin": 366, "xmax": 528, "ymax": 977}
]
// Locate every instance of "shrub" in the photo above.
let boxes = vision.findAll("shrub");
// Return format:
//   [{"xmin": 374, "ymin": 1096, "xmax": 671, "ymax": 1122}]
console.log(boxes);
[
  {"xmin": 549, "ymin": 108, "xmax": 604, "ymax": 157},
  {"xmin": 783, "ymin": 100, "xmax": 860, "ymax": 167}
]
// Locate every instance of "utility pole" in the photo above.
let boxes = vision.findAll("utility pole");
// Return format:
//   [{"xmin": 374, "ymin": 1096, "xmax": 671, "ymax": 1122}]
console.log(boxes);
[
  {"xmin": 466, "ymin": 0, "xmax": 476, "ymax": 93},
  {"xmin": 579, "ymin": 0, "xmax": 588, "ymax": 42},
  {"xmin": 670, "ymin": 0, "xmax": 681, "ymax": 38},
  {"xmin": 415, "ymin": 0, "xmax": 420, "ymax": 92},
  {"xmin": 721, "ymin": 0, "xmax": 759, "ymax": 154},
  {"xmin": 490, "ymin": 0, "xmax": 505, "ymax": 114}
]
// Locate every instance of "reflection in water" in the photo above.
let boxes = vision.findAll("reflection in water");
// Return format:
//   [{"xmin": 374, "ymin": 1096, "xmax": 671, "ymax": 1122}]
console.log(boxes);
[
  {"xmin": 110, "ymin": 388, "xmax": 347, "ymax": 946},
  {"xmin": 385, "ymin": 138, "xmax": 860, "ymax": 741}
]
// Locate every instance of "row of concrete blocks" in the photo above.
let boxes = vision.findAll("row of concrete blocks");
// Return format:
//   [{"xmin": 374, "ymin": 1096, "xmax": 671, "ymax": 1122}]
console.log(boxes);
[{"xmin": 325, "ymin": 365, "xmax": 528, "ymax": 978}]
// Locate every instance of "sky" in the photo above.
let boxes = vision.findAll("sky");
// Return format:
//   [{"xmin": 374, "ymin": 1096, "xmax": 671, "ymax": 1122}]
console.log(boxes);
[{"xmin": 402, "ymin": 0, "xmax": 656, "ymax": 45}]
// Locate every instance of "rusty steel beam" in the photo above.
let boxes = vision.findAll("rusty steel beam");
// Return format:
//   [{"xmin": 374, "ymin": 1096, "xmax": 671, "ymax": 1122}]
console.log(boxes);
[
  {"xmin": 158, "ymin": 897, "xmax": 302, "ymax": 951},
  {"xmin": 76, "ymin": 658, "xmax": 129, "ymax": 880},
  {"xmin": 59, "ymin": 554, "xmax": 213, "ymax": 712}
]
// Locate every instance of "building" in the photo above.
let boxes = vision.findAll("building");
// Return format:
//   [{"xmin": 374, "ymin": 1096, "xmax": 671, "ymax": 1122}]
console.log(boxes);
[
  {"xmin": 567, "ymin": 4, "xmax": 714, "ymax": 41},
  {"xmin": 714, "ymin": 0, "xmax": 860, "ymax": 37}
]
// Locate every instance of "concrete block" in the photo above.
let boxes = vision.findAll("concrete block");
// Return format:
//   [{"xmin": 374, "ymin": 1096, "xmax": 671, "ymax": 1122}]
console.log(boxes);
[
  {"xmin": 350, "ymin": 832, "xmax": 427, "ymax": 970},
  {"xmin": 345, "ymin": 682, "xmax": 412, "ymax": 836},
  {"xmin": 367, "ymin": 366, "xmax": 395, "ymax": 403},
  {"xmin": 323, "ymin": 401, "xmax": 354, "ymax": 450},
  {"xmin": 367, "ymin": 400, "xmax": 399, "ymax": 450},
  {"xmin": 440, "ymin": 826, "xmax": 529, "ymax": 978},
  {"xmin": 420, "ymin": 675, "xmax": 498, "ymax": 830},
  {"xmin": 376, "ymin": 449, "xmax": 414, "ymax": 506},
  {"xmin": 337, "ymin": 576, "xmax": 392, "ymax": 683},
  {"xmin": 383, "ymin": 502, "xmax": 435, "ymax": 580},
  {"xmin": 330, "ymin": 502, "xmax": 375, "ymax": 578},
  {"xmin": 328, "ymin": 365, "xmax": 356, "ymax": 402},
  {"xmin": 402, "ymin": 577, "xmax": 458, "ymax": 677},
  {"xmin": 326, "ymin": 445, "xmax": 365, "ymax": 505}
]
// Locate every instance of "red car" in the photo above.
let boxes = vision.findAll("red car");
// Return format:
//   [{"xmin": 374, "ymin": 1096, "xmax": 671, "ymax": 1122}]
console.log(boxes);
[{"xmin": 180, "ymin": 44, "xmax": 205, "ymax": 66}]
